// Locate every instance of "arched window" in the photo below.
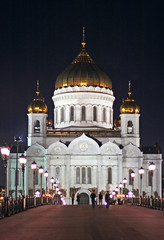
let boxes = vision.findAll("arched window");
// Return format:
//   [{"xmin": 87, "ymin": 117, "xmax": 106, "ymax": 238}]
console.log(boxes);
[
  {"xmin": 82, "ymin": 167, "xmax": 86, "ymax": 184},
  {"xmin": 55, "ymin": 109, "xmax": 58, "ymax": 124},
  {"xmin": 61, "ymin": 107, "xmax": 64, "ymax": 122},
  {"xmin": 87, "ymin": 167, "xmax": 91, "ymax": 184},
  {"xmin": 15, "ymin": 169, "xmax": 19, "ymax": 186},
  {"xmin": 108, "ymin": 167, "xmax": 112, "ymax": 184},
  {"xmin": 148, "ymin": 171, "xmax": 152, "ymax": 187},
  {"xmin": 34, "ymin": 120, "xmax": 40, "ymax": 133},
  {"xmin": 56, "ymin": 167, "xmax": 60, "ymax": 183},
  {"xmin": 93, "ymin": 106, "xmax": 97, "ymax": 121},
  {"xmin": 35, "ymin": 169, "xmax": 38, "ymax": 185},
  {"xmin": 103, "ymin": 108, "xmax": 106, "ymax": 122},
  {"xmin": 127, "ymin": 121, "xmax": 133, "ymax": 134},
  {"xmin": 70, "ymin": 106, "xmax": 74, "ymax": 121},
  {"xmin": 76, "ymin": 167, "xmax": 80, "ymax": 184},
  {"xmin": 82, "ymin": 106, "xmax": 86, "ymax": 121},
  {"xmin": 129, "ymin": 169, "xmax": 133, "ymax": 185}
]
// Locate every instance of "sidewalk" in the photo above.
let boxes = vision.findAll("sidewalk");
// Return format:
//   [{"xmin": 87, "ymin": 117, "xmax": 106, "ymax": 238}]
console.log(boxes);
[{"xmin": 0, "ymin": 204, "xmax": 164, "ymax": 240}]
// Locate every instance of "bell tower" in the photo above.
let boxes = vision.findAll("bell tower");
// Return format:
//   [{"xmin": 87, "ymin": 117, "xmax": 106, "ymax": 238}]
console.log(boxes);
[
  {"xmin": 27, "ymin": 81, "xmax": 48, "ymax": 147},
  {"xmin": 120, "ymin": 82, "xmax": 140, "ymax": 147}
]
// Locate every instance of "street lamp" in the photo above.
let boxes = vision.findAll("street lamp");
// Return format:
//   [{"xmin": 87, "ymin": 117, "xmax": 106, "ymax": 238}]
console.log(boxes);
[
  {"xmin": 14, "ymin": 137, "xmax": 22, "ymax": 200},
  {"xmin": 44, "ymin": 171, "xmax": 48, "ymax": 195},
  {"xmin": 123, "ymin": 178, "xmax": 127, "ymax": 194},
  {"xmin": 148, "ymin": 162, "xmax": 156, "ymax": 197},
  {"xmin": 131, "ymin": 171, "xmax": 135, "ymax": 192},
  {"xmin": 31, "ymin": 161, "xmax": 37, "ymax": 196},
  {"xmin": 0, "ymin": 143, "xmax": 10, "ymax": 197},
  {"xmin": 50, "ymin": 177, "xmax": 55, "ymax": 194},
  {"xmin": 119, "ymin": 182, "xmax": 123, "ymax": 194},
  {"xmin": 19, "ymin": 154, "xmax": 27, "ymax": 197},
  {"xmin": 115, "ymin": 187, "xmax": 119, "ymax": 195},
  {"xmin": 39, "ymin": 166, "xmax": 44, "ymax": 196},
  {"xmin": 138, "ymin": 167, "xmax": 144, "ymax": 197}
]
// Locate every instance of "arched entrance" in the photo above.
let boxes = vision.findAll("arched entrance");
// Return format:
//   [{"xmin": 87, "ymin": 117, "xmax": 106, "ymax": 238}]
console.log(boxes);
[{"xmin": 79, "ymin": 193, "xmax": 89, "ymax": 204}]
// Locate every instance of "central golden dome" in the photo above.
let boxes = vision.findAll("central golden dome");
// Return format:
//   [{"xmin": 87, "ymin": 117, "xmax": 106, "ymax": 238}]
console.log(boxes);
[{"xmin": 55, "ymin": 29, "xmax": 112, "ymax": 90}]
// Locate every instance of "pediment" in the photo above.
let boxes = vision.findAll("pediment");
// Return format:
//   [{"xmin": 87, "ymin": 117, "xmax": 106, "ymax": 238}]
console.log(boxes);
[{"xmin": 68, "ymin": 133, "xmax": 100, "ymax": 154}]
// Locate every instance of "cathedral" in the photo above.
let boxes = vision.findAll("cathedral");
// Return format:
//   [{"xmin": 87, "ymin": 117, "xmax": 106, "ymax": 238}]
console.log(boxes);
[{"xmin": 8, "ymin": 31, "xmax": 162, "ymax": 204}]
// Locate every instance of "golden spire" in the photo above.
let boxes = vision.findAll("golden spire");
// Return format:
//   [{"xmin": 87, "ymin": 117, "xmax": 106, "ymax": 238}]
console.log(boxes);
[
  {"xmin": 36, "ymin": 80, "xmax": 40, "ymax": 96},
  {"xmin": 128, "ymin": 81, "xmax": 131, "ymax": 97},
  {"xmin": 81, "ymin": 26, "xmax": 86, "ymax": 49}
]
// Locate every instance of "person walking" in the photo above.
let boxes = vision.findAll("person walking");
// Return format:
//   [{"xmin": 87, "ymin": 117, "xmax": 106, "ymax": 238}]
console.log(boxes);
[
  {"xmin": 99, "ymin": 191, "xmax": 103, "ymax": 208},
  {"xmin": 76, "ymin": 193, "xmax": 80, "ymax": 205},
  {"xmin": 90, "ymin": 190, "xmax": 96, "ymax": 208},
  {"xmin": 105, "ymin": 191, "xmax": 110, "ymax": 208},
  {"xmin": 71, "ymin": 193, "xmax": 75, "ymax": 205}
]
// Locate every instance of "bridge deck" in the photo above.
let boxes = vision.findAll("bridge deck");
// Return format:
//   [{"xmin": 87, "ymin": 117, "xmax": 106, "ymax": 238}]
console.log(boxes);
[{"xmin": 0, "ymin": 205, "xmax": 164, "ymax": 240}]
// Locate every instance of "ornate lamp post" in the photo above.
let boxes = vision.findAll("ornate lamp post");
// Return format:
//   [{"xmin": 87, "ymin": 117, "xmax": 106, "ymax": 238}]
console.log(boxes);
[
  {"xmin": 123, "ymin": 178, "xmax": 127, "ymax": 194},
  {"xmin": 131, "ymin": 171, "xmax": 135, "ymax": 192},
  {"xmin": 31, "ymin": 161, "xmax": 37, "ymax": 196},
  {"xmin": 39, "ymin": 166, "xmax": 44, "ymax": 196},
  {"xmin": 44, "ymin": 171, "xmax": 48, "ymax": 195},
  {"xmin": 50, "ymin": 177, "xmax": 55, "ymax": 194},
  {"xmin": 0, "ymin": 143, "xmax": 10, "ymax": 197},
  {"xmin": 19, "ymin": 154, "xmax": 27, "ymax": 197},
  {"xmin": 138, "ymin": 167, "xmax": 144, "ymax": 197},
  {"xmin": 119, "ymin": 182, "xmax": 123, "ymax": 195},
  {"xmin": 148, "ymin": 162, "xmax": 156, "ymax": 197}
]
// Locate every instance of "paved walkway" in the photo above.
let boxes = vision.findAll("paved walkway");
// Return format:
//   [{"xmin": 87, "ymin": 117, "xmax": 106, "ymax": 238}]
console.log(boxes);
[{"xmin": 0, "ymin": 204, "xmax": 164, "ymax": 240}]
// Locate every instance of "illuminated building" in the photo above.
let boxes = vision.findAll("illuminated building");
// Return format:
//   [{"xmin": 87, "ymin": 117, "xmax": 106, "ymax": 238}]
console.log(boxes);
[{"xmin": 8, "ymin": 30, "xmax": 162, "ymax": 203}]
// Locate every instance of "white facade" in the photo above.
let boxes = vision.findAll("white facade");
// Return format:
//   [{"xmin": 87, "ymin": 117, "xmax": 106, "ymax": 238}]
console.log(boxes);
[{"xmin": 7, "ymin": 43, "xmax": 163, "ymax": 204}]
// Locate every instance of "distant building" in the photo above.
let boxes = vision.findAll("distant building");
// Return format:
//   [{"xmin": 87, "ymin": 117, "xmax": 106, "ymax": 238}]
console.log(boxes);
[{"xmin": 8, "ymin": 32, "xmax": 162, "ymax": 204}]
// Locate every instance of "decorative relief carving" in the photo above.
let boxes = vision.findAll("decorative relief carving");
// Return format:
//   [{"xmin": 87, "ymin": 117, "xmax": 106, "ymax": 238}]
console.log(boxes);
[
  {"xmin": 79, "ymin": 142, "xmax": 88, "ymax": 152},
  {"xmin": 32, "ymin": 149, "xmax": 41, "ymax": 155},
  {"xmin": 127, "ymin": 149, "xmax": 134, "ymax": 156},
  {"xmin": 54, "ymin": 147, "xmax": 61, "ymax": 154},
  {"xmin": 106, "ymin": 147, "xmax": 113, "ymax": 154}
]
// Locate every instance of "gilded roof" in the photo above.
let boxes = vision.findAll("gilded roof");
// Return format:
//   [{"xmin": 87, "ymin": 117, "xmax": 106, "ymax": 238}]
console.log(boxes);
[
  {"xmin": 120, "ymin": 82, "xmax": 140, "ymax": 114},
  {"xmin": 28, "ymin": 81, "xmax": 48, "ymax": 114},
  {"xmin": 55, "ymin": 30, "xmax": 112, "ymax": 90}
]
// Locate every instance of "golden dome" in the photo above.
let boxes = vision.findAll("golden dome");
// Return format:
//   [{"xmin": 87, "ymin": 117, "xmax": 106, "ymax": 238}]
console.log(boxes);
[
  {"xmin": 120, "ymin": 82, "xmax": 140, "ymax": 114},
  {"xmin": 55, "ymin": 28, "xmax": 112, "ymax": 90},
  {"xmin": 28, "ymin": 81, "xmax": 48, "ymax": 114}
]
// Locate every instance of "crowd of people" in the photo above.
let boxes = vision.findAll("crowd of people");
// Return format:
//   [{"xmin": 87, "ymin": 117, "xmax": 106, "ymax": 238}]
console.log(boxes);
[{"xmin": 71, "ymin": 190, "xmax": 111, "ymax": 208}]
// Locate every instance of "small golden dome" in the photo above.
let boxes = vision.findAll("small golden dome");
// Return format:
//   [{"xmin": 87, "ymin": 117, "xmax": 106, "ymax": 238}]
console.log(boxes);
[
  {"xmin": 120, "ymin": 82, "xmax": 140, "ymax": 114},
  {"xmin": 28, "ymin": 81, "xmax": 48, "ymax": 114},
  {"xmin": 46, "ymin": 117, "xmax": 53, "ymax": 127},
  {"xmin": 55, "ymin": 28, "xmax": 112, "ymax": 90}
]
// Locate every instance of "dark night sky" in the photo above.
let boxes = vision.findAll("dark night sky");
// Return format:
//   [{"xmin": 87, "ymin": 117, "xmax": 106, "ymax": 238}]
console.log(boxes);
[{"xmin": 0, "ymin": 0, "xmax": 164, "ymax": 185}]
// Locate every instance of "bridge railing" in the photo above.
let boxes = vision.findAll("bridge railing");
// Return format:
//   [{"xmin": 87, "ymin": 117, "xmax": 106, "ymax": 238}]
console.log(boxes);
[
  {"xmin": 0, "ymin": 197, "xmax": 52, "ymax": 219},
  {"xmin": 129, "ymin": 197, "xmax": 164, "ymax": 210}
]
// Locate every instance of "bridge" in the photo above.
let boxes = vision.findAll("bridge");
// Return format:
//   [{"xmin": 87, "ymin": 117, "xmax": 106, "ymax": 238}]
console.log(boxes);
[{"xmin": 0, "ymin": 203, "xmax": 164, "ymax": 240}]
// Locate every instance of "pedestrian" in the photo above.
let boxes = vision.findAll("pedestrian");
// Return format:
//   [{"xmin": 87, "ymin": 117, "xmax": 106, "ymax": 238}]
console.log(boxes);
[
  {"xmin": 76, "ymin": 193, "xmax": 80, "ymax": 205},
  {"xmin": 90, "ymin": 190, "xmax": 96, "ymax": 208},
  {"xmin": 99, "ymin": 191, "xmax": 103, "ymax": 208},
  {"xmin": 105, "ymin": 191, "xmax": 110, "ymax": 208},
  {"xmin": 71, "ymin": 193, "xmax": 75, "ymax": 205}
]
